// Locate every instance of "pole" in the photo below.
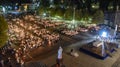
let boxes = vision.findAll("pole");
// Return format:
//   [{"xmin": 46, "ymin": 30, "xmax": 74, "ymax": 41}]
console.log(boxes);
[
  {"xmin": 113, "ymin": 25, "xmax": 118, "ymax": 38},
  {"xmin": 102, "ymin": 41, "xmax": 105, "ymax": 56},
  {"xmin": 72, "ymin": 7, "xmax": 75, "ymax": 28},
  {"xmin": 73, "ymin": 7, "xmax": 75, "ymax": 21}
]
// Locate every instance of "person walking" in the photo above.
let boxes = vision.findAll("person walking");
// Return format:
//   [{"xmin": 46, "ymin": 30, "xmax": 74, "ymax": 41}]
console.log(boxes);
[{"xmin": 56, "ymin": 46, "xmax": 63, "ymax": 67}]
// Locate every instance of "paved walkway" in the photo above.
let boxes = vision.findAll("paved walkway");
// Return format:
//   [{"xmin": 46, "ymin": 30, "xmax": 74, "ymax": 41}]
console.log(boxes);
[
  {"xmin": 39, "ymin": 48, "xmax": 120, "ymax": 67},
  {"xmin": 112, "ymin": 53, "xmax": 120, "ymax": 67},
  {"xmin": 24, "ymin": 37, "xmax": 120, "ymax": 67},
  {"xmin": 24, "ymin": 32, "xmax": 120, "ymax": 67}
]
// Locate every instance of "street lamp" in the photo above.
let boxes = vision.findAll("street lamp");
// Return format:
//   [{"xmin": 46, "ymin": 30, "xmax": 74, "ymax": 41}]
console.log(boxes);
[
  {"xmin": 2, "ymin": 7, "xmax": 5, "ymax": 13},
  {"xmin": 101, "ymin": 31, "xmax": 107, "ymax": 38},
  {"xmin": 100, "ymin": 31, "xmax": 108, "ymax": 56}
]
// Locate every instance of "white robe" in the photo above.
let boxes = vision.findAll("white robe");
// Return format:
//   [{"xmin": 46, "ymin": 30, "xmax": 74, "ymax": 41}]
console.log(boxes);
[{"xmin": 57, "ymin": 47, "xmax": 63, "ymax": 59}]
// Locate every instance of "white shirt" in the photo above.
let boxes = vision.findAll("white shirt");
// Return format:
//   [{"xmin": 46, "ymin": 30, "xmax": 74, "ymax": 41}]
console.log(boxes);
[{"xmin": 57, "ymin": 47, "xmax": 63, "ymax": 59}]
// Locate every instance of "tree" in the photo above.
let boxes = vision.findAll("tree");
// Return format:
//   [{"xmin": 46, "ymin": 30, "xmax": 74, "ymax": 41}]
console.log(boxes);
[
  {"xmin": 37, "ymin": 7, "xmax": 46, "ymax": 16},
  {"xmin": 64, "ymin": 8, "xmax": 73, "ymax": 20},
  {"xmin": 54, "ymin": 7, "xmax": 65, "ymax": 19},
  {"xmin": 99, "ymin": 0, "xmax": 110, "ymax": 11},
  {"xmin": 48, "ymin": 7, "xmax": 56, "ymax": 17},
  {"xmin": 41, "ymin": 0, "xmax": 50, "ymax": 8},
  {"xmin": 92, "ymin": 10, "xmax": 104, "ymax": 24},
  {"xmin": 85, "ymin": 0, "xmax": 92, "ymax": 13},
  {"xmin": 0, "ymin": 15, "xmax": 8, "ymax": 48}
]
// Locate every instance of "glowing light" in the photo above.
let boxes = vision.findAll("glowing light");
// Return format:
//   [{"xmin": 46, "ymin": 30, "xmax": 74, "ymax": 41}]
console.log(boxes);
[
  {"xmin": 72, "ymin": 19, "xmax": 75, "ymax": 24},
  {"xmin": 2, "ymin": 7, "xmax": 5, "ymax": 13},
  {"xmin": 92, "ymin": 5, "xmax": 95, "ymax": 8},
  {"xmin": 101, "ymin": 31, "xmax": 107, "ymax": 37},
  {"xmin": 24, "ymin": 5, "xmax": 27, "ymax": 11},
  {"xmin": 55, "ymin": 16, "xmax": 62, "ymax": 19},
  {"xmin": 15, "ymin": 6, "xmax": 18, "ymax": 10},
  {"xmin": 43, "ymin": 13, "xmax": 46, "ymax": 16}
]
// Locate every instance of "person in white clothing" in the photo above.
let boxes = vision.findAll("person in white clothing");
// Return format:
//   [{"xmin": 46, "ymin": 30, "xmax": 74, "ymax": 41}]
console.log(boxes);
[
  {"xmin": 57, "ymin": 46, "xmax": 63, "ymax": 59},
  {"xmin": 70, "ymin": 49, "xmax": 79, "ymax": 57},
  {"xmin": 56, "ymin": 46, "xmax": 63, "ymax": 66}
]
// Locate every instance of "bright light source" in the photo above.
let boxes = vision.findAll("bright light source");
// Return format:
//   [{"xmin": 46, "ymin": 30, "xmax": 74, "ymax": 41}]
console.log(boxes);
[
  {"xmin": 92, "ymin": 5, "xmax": 95, "ymax": 8},
  {"xmin": 43, "ymin": 13, "xmax": 46, "ymax": 16},
  {"xmin": 2, "ymin": 7, "xmax": 5, "ymax": 13},
  {"xmin": 15, "ymin": 6, "xmax": 18, "ymax": 10},
  {"xmin": 72, "ymin": 19, "xmax": 75, "ymax": 24},
  {"xmin": 101, "ymin": 31, "xmax": 107, "ymax": 37}
]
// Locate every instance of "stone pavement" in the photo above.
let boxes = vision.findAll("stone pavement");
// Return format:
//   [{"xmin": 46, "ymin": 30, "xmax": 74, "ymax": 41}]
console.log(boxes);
[
  {"xmin": 25, "ymin": 61, "xmax": 47, "ymax": 67},
  {"xmin": 37, "ymin": 48, "xmax": 120, "ymax": 67},
  {"xmin": 112, "ymin": 54, "xmax": 120, "ymax": 67},
  {"xmin": 24, "ymin": 32, "xmax": 120, "ymax": 67}
]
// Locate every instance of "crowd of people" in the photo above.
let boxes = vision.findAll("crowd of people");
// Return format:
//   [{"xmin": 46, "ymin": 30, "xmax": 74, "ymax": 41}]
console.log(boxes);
[
  {"xmin": 62, "ymin": 30, "xmax": 79, "ymax": 36},
  {"xmin": 61, "ymin": 26, "xmax": 89, "ymax": 36},
  {"xmin": 7, "ymin": 15, "xmax": 63, "ymax": 65},
  {"xmin": 6, "ymin": 13, "xmax": 99, "ymax": 66},
  {"xmin": 0, "ymin": 43, "xmax": 21, "ymax": 67}
]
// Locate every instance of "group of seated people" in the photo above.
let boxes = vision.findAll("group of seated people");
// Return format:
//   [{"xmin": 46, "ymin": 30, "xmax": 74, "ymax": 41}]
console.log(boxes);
[
  {"xmin": 61, "ymin": 26, "xmax": 89, "ymax": 36},
  {"xmin": 24, "ymin": 15, "xmax": 64, "ymax": 28},
  {"xmin": 8, "ymin": 15, "xmax": 63, "ymax": 64},
  {"xmin": 62, "ymin": 30, "xmax": 79, "ymax": 36},
  {"xmin": 0, "ymin": 43, "xmax": 20, "ymax": 67},
  {"xmin": 7, "ymin": 14, "xmax": 98, "ymax": 64}
]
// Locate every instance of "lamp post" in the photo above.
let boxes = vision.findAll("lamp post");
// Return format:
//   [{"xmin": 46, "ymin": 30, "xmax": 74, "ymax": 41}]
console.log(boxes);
[
  {"xmin": 101, "ymin": 39, "xmax": 105, "ymax": 56},
  {"xmin": 72, "ymin": 6, "xmax": 75, "ymax": 29},
  {"xmin": 113, "ymin": 25, "xmax": 118, "ymax": 38},
  {"xmin": 101, "ymin": 31, "xmax": 107, "ymax": 56}
]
